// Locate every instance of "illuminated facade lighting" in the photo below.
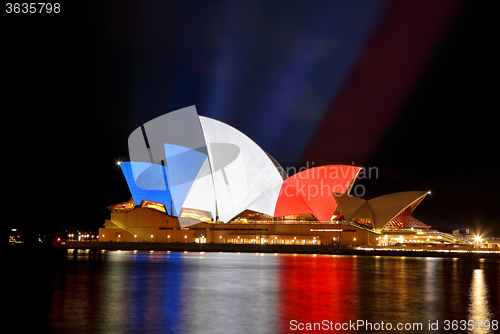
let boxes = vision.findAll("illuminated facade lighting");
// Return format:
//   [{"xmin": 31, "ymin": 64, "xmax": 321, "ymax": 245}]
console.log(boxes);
[{"xmin": 98, "ymin": 106, "xmax": 447, "ymax": 246}]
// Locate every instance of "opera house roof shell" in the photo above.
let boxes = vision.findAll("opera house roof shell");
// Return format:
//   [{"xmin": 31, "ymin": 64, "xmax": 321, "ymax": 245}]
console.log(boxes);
[
  {"xmin": 333, "ymin": 191, "xmax": 430, "ymax": 230},
  {"xmin": 120, "ymin": 106, "xmax": 427, "ymax": 229}
]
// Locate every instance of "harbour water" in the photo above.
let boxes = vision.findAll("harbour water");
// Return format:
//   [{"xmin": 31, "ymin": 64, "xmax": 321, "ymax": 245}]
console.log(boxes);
[{"xmin": 4, "ymin": 249, "xmax": 499, "ymax": 333}]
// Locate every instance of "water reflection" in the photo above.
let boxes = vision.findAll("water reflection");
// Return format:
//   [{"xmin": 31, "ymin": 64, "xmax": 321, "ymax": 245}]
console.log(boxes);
[
  {"xmin": 42, "ymin": 251, "xmax": 500, "ymax": 334},
  {"xmin": 468, "ymin": 269, "xmax": 493, "ymax": 333},
  {"xmin": 278, "ymin": 255, "xmax": 359, "ymax": 332},
  {"xmin": 178, "ymin": 252, "xmax": 280, "ymax": 334}
]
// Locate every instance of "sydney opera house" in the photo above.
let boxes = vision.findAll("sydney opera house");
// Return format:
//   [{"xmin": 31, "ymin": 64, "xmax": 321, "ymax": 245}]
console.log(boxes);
[{"xmin": 99, "ymin": 106, "xmax": 462, "ymax": 248}]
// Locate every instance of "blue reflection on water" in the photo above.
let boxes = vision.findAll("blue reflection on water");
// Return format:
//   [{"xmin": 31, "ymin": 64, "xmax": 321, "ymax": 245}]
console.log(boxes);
[{"xmin": 97, "ymin": 251, "xmax": 186, "ymax": 333}]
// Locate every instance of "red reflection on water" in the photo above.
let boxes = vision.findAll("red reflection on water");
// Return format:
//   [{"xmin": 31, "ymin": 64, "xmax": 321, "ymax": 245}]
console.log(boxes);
[{"xmin": 278, "ymin": 255, "xmax": 359, "ymax": 333}]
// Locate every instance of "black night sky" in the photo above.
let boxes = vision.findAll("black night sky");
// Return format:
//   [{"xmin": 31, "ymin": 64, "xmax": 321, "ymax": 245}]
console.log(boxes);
[{"xmin": 2, "ymin": 0, "xmax": 498, "ymax": 241}]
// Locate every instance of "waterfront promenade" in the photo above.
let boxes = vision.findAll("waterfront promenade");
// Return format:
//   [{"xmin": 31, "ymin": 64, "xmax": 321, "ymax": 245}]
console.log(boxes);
[{"xmin": 53, "ymin": 241, "xmax": 499, "ymax": 259}]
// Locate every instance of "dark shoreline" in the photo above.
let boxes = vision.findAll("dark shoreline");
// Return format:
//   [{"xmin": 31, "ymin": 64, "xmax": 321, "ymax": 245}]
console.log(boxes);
[
  {"xmin": 42, "ymin": 241, "xmax": 499, "ymax": 259},
  {"xmin": 2, "ymin": 242, "xmax": 498, "ymax": 260}
]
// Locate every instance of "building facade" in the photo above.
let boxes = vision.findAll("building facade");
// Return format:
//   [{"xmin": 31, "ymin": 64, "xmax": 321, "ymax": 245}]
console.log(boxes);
[{"xmin": 100, "ymin": 202, "xmax": 374, "ymax": 247}]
